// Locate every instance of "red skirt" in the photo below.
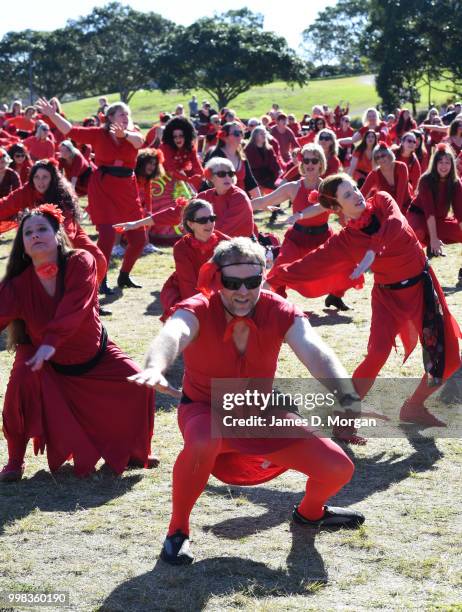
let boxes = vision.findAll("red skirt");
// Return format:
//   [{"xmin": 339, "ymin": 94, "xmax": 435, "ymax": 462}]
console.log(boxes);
[
  {"xmin": 2, "ymin": 342, "xmax": 154, "ymax": 476},
  {"xmin": 87, "ymin": 169, "xmax": 143, "ymax": 225}
]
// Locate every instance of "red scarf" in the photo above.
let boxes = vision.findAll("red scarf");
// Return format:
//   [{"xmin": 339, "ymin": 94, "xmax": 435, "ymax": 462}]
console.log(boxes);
[
  {"xmin": 35, "ymin": 262, "xmax": 58, "ymax": 279},
  {"xmin": 347, "ymin": 201, "xmax": 374, "ymax": 230}
]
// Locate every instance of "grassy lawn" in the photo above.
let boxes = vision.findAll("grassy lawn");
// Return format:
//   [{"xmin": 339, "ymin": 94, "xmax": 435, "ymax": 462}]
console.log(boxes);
[
  {"xmin": 0, "ymin": 203, "xmax": 461, "ymax": 611},
  {"xmin": 62, "ymin": 75, "xmax": 453, "ymax": 126}
]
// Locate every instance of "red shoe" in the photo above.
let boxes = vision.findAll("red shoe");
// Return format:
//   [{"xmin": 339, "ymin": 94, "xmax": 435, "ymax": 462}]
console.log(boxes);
[
  {"xmin": 0, "ymin": 462, "xmax": 25, "ymax": 482},
  {"xmin": 399, "ymin": 403, "xmax": 446, "ymax": 427}
]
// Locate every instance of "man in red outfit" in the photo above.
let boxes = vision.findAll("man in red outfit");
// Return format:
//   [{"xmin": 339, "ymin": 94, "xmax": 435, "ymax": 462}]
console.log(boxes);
[{"xmin": 130, "ymin": 237, "xmax": 367, "ymax": 566}]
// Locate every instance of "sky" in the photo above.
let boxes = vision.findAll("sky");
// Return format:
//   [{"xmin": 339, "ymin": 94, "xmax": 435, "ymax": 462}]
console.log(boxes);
[{"xmin": 0, "ymin": 0, "xmax": 337, "ymax": 51}]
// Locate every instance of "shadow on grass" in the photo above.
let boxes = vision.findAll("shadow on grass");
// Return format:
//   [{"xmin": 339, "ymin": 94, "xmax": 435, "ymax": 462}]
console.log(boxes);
[
  {"xmin": 145, "ymin": 290, "xmax": 163, "ymax": 318},
  {"xmin": 202, "ymin": 430, "xmax": 441, "ymax": 540},
  {"xmin": 305, "ymin": 311, "xmax": 354, "ymax": 326},
  {"xmin": 99, "ymin": 528, "xmax": 326, "ymax": 611},
  {"xmin": 441, "ymin": 285, "xmax": 462, "ymax": 296},
  {"xmin": 0, "ymin": 466, "xmax": 142, "ymax": 535}
]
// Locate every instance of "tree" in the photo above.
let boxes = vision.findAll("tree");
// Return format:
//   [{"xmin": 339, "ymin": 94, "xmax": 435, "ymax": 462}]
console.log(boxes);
[
  {"xmin": 302, "ymin": 0, "xmax": 370, "ymax": 73},
  {"xmin": 69, "ymin": 2, "xmax": 175, "ymax": 103},
  {"xmin": 157, "ymin": 16, "xmax": 310, "ymax": 109}
]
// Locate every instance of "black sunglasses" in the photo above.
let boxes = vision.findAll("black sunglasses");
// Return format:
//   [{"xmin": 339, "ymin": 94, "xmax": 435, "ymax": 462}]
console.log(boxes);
[
  {"xmin": 192, "ymin": 214, "xmax": 216, "ymax": 224},
  {"xmin": 230, "ymin": 130, "xmax": 243, "ymax": 137},
  {"xmin": 318, "ymin": 135, "xmax": 332, "ymax": 141},
  {"xmin": 302, "ymin": 157, "xmax": 320, "ymax": 165},
  {"xmin": 14, "ymin": 153, "xmax": 26, "ymax": 157},
  {"xmin": 213, "ymin": 170, "xmax": 236, "ymax": 178},
  {"xmin": 221, "ymin": 274, "xmax": 262, "ymax": 290}
]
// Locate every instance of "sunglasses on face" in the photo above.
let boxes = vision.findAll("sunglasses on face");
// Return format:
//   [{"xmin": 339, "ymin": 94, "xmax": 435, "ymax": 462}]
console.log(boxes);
[
  {"xmin": 213, "ymin": 170, "xmax": 236, "ymax": 178},
  {"xmin": 14, "ymin": 153, "xmax": 25, "ymax": 158},
  {"xmin": 221, "ymin": 274, "xmax": 263, "ymax": 290},
  {"xmin": 192, "ymin": 214, "xmax": 216, "ymax": 224},
  {"xmin": 302, "ymin": 157, "xmax": 320, "ymax": 165},
  {"xmin": 229, "ymin": 130, "xmax": 243, "ymax": 137},
  {"xmin": 318, "ymin": 135, "xmax": 332, "ymax": 141},
  {"xmin": 405, "ymin": 139, "xmax": 416, "ymax": 144}
]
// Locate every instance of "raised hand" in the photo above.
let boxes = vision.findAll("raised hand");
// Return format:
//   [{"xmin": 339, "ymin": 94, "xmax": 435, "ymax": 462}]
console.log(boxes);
[
  {"xmin": 35, "ymin": 97, "xmax": 55, "ymax": 117},
  {"xmin": 109, "ymin": 122, "xmax": 126, "ymax": 139}
]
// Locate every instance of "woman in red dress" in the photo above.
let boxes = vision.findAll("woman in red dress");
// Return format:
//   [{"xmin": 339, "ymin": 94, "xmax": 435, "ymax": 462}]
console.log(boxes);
[
  {"xmin": 8, "ymin": 143, "xmax": 33, "ymax": 184},
  {"xmin": 159, "ymin": 116, "xmax": 203, "ymax": 192},
  {"xmin": 267, "ymin": 174, "xmax": 461, "ymax": 427},
  {"xmin": 393, "ymin": 131, "xmax": 422, "ymax": 191},
  {"xmin": 36, "ymin": 98, "xmax": 147, "ymax": 293},
  {"xmin": 407, "ymin": 144, "xmax": 462, "ymax": 285},
  {"xmin": 58, "ymin": 140, "xmax": 94, "ymax": 197},
  {"xmin": 134, "ymin": 148, "xmax": 164, "ymax": 254},
  {"xmin": 361, "ymin": 142, "xmax": 412, "ymax": 212},
  {"xmin": 413, "ymin": 129, "xmax": 430, "ymax": 173},
  {"xmin": 252, "ymin": 144, "xmax": 351, "ymax": 310},
  {"xmin": 23, "ymin": 124, "xmax": 56, "ymax": 162},
  {"xmin": 0, "ymin": 160, "xmax": 106, "ymax": 285},
  {"xmin": 0, "ymin": 206, "xmax": 155, "ymax": 482},
  {"xmin": 159, "ymin": 199, "xmax": 229, "ymax": 317},
  {"xmin": 335, "ymin": 115, "xmax": 354, "ymax": 169},
  {"xmin": 315, "ymin": 128, "xmax": 342, "ymax": 177},
  {"xmin": 389, "ymin": 109, "xmax": 417, "ymax": 144},
  {"xmin": 244, "ymin": 126, "xmax": 282, "ymax": 192},
  {"xmin": 348, "ymin": 129, "xmax": 377, "ymax": 188}
]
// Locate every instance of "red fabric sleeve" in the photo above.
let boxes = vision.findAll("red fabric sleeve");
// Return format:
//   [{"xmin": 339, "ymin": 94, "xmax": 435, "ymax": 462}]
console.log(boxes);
[
  {"xmin": 219, "ymin": 190, "xmax": 254, "ymax": 238},
  {"xmin": 42, "ymin": 251, "xmax": 97, "ymax": 349},
  {"xmin": 0, "ymin": 280, "xmax": 20, "ymax": 332},
  {"xmin": 395, "ymin": 162, "xmax": 410, "ymax": 211},
  {"xmin": 409, "ymin": 158, "xmax": 421, "ymax": 190},
  {"xmin": 67, "ymin": 127, "xmax": 101, "ymax": 147},
  {"xmin": 69, "ymin": 153, "xmax": 86, "ymax": 179},
  {"xmin": 360, "ymin": 170, "xmax": 378, "ymax": 198},
  {"xmin": 174, "ymin": 244, "xmax": 200, "ymax": 300},
  {"xmin": 0, "ymin": 185, "xmax": 30, "ymax": 220},
  {"xmin": 418, "ymin": 180, "xmax": 436, "ymax": 220},
  {"xmin": 267, "ymin": 231, "xmax": 364, "ymax": 297},
  {"xmin": 453, "ymin": 180, "xmax": 462, "ymax": 222},
  {"xmin": 368, "ymin": 192, "xmax": 407, "ymax": 255}
]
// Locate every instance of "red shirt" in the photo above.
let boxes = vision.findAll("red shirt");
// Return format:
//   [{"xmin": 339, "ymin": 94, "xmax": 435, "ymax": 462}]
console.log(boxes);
[
  {"xmin": 270, "ymin": 126, "xmax": 299, "ymax": 163},
  {"xmin": 198, "ymin": 185, "xmax": 255, "ymax": 238},
  {"xmin": 159, "ymin": 143, "xmax": 203, "ymax": 189},
  {"xmin": 23, "ymin": 136, "xmax": 56, "ymax": 161},
  {"xmin": 323, "ymin": 155, "xmax": 342, "ymax": 178},
  {"xmin": 361, "ymin": 161, "xmax": 411, "ymax": 212},
  {"xmin": 68, "ymin": 126, "xmax": 138, "ymax": 169}
]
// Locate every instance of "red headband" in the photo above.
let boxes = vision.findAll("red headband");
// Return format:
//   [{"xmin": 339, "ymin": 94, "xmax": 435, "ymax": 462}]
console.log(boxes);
[
  {"xmin": 196, "ymin": 261, "xmax": 222, "ymax": 298},
  {"xmin": 35, "ymin": 203, "xmax": 65, "ymax": 225},
  {"xmin": 436, "ymin": 142, "xmax": 449, "ymax": 153}
]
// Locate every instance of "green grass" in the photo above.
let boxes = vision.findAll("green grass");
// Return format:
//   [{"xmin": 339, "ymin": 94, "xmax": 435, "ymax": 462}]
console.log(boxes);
[{"xmin": 62, "ymin": 74, "xmax": 453, "ymax": 126}]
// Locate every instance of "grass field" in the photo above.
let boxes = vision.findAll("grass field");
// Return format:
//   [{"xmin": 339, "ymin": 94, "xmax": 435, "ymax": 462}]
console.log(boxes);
[
  {"xmin": 61, "ymin": 75, "xmax": 453, "ymax": 126},
  {"xmin": 0, "ymin": 204, "xmax": 461, "ymax": 611}
]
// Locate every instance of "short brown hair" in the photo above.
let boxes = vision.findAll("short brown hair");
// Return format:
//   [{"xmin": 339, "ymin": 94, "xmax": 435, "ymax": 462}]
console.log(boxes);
[{"xmin": 318, "ymin": 173, "xmax": 353, "ymax": 210}]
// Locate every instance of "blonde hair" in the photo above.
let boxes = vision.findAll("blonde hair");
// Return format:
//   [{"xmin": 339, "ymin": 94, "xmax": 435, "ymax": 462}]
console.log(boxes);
[{"xmin": 299, "ymin": 143, "xmax": 327, "ymax": 176}]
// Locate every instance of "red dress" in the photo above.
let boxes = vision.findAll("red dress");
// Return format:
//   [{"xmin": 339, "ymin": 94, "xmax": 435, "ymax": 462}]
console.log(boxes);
[
  {"xmin": 159, "ymin": 143, "xmax": 203, "ymax": 190},
  {"xmin": 0, "ymin": 251, "xmax": 154, "ymax": 476},
  {"xmin": 160, "ymin": 230, "xmax": 229, "ymax": 315},
  {"xmin": 0, "ymin": 184, "xmax": 107, "ymax": 283},
  {"xmin": 361, "ymin": 161, "xmax": 411, "ymax": 212},
  {"xmin": 394, "ymin": 151, "xmax": 421, "ymax": 191},
  {"xmin": 198, "ymin": 186, "xmax": 255, "ymax": 238},
  {"xmin": 323, "ymin": 155, "xmax": 342, "ymax": 178},
  {"xmin": 267, "ymin": 192, "xmax": 461, "ymax": 381},
  {"xmin": 23, "ymin": 136, "xmax": 56, "ymax": 161},
  {"xmin": 352, "ymin": 150, "xmax": 373, "ymax": 184},
  {"xmin": 169, "ymin": 290, "xmax": 304, "ymax": 485},
  {"xmin": 407, "ymin": 178, "xmax": 462, "ymax": 246},
  {"xmin": 67, "ymin": 126, "xmax": 143, "ymax": 225},
  {"xmin": 59, "ymin": 151, "xmax": 94, "ymax": 197},
  {"xmin": 11, "ymin": 160, "xmax": 32, "ymax": 185}
]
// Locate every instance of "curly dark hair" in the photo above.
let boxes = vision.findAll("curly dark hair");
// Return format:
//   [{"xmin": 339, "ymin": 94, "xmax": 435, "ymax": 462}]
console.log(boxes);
[
  {"xmin": 7, "ymin": 143, "xmax": 32, "ymax": 171},
  {"xmin": 135, "ymin": 149, "xmax": 164, "ymax": 179},
  {"xmin": 162, "ymin": 116, "xmax": 196, "ymax": 151},
  {"xmin": 3, "ymin": 209, "xmax": 73, "ymax": 349},
  {"xmin": 29, "ymin": 160, "xmax": 81, "ymax": 222}
]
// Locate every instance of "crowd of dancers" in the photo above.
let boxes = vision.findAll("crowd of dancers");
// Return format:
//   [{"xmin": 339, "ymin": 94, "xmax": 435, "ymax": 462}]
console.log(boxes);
[{"xmin": 0, "ymin": 95, "xmax": 461, "ymax": 565}]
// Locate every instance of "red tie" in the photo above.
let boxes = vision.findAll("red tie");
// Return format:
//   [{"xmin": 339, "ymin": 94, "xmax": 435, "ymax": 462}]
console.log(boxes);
[{"xmin": 223, "ymin": 316, "xmax": 258, "ymax": 342}]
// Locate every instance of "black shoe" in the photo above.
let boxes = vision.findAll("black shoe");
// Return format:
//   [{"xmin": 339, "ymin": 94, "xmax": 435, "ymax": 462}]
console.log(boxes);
[
  {"xmin": 160, "ymin": 531, "xmax": 194, "ymax": 565},
  {"xmin": 99, "ymin": 277, "xmax": 115, "ymax": 295},
  {"xmin": 117, "ymin": 271, "xmax": 142, "ymax": 289},
  {"xmin": 99, "ymin": 306, "xmax": 112, "ymax": 317},
  {"xmin": 457, "ymin": 268, "xmax": 462, "ymax": 287},
  {"xmin": 292, "ymin": 505, "xmax": 365, "ymax": 529},
  {"xmin": 269, "ymin": 211, "xmax": 278, "ymax": 225},
  {"xmin": 426, "ymin": 246, "xmax": 434, "ymax": 260},
  {"xmin": 325, "ymin": 294, "xmax": 352, "ymax": 311}
]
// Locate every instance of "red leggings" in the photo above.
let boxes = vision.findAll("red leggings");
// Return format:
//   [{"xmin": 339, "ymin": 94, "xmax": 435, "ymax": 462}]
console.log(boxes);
[
  {"xmin": 168, "ymin": 413, "xmax": 354, "ymax": 536},
  {"xmin": 96, "ymin": 224, "xmax": 146, "ymax": 274}
]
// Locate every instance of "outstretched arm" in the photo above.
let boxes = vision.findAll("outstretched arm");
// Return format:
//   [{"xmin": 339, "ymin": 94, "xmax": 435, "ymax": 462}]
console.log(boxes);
[
  {"xmin": 36, "ymin": 98, "xmax": 72, "ymax": 135},
  {"xmin": 251, "ymin": 181, "xmax": 297, "ymax": 211}
]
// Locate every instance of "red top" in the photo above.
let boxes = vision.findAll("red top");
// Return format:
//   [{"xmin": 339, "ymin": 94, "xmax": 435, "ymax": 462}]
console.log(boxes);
[
  {"xmin": 173, "ymin": 230, "xmax": 229, "ymax": 300},
  {"xmin": 414, "ymin": 178, "xmax": 462, "ymax": 221},
  {"xmin": 288, "ymin": 121, "xmax": 301, "ymax": 137},
  {"xmin": 159, "ymin": 143, "xmax": 203, "ymax": 189},
  {"xmin": 335, "ymin": 126, "xmax": 354, "ymax": 139},
  {"xmin": 361, "ymin": 161, "xmax": 411, "ymax": 212},
  {"xmin": 358, "ymin": 123, "xmax": 388, "ymax": 141},
  {"xmin": 23, "ymin": 136, "xmax": 56, "ymax": 161},
  {"xmin": 0, "ymin": 183, "xmax": 79, "ymax": 241},
  {"xmin": 292, "ymin": 180, "xmax": 329, "ymax": 226},
  {"xmin": 59, "ymin": 151, "xmax": 93, "ymax": 196},
  {"xmin": 6, "ymin": 116, "xmax": 36, "ymax": 132},
  {"xmin": 0, "ymin": 168, "xmax": 21, "ymax": 197},
  {"xmin": 323, "ymin": 154, "xmax": 342, "ymax": 178},
  {"xmin": 68, "ymin": 126, "xmax": 138, "ymax": 169},
  {"xmin": 0, "ymin": 250, "xmax": 101, "ymax": 364},
  {"xmin": 198, "ymin": 185, "xmax": 255, "ymax": 238},
  {"xmin": 394, "ymin": 151, "xmax": 421, "ymax": 190},
  {"xmin": 270, "ymin": 126, "xmax": 299, "ymax": 162},
  {"xmin": 169, "ymin": 290, "xmax": 301, "ymax": 403},
  {"xmin": 352, "ymin": 150, "xmax": 373, "ymax": 181},
  {"xmin": 12, "ymin": 160, "xmax": 32, "ymax": 185}
]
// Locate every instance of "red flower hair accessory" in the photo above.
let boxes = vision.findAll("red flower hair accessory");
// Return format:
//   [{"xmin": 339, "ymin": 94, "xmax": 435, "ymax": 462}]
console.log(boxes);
[
  {"xmin": 196, "ymin": 261, "xmax": 222, "ymax": 298},
  {"xmin": 35, "ymin": 203, "xmax": 65, "ymax": 225},
  {"xmin": 40, "ymin": 157, "xmax": 59, "ymax": 168},
  {"xmin": 218, "ymin": 130, "xmax": 227, "ymax": 140},
  {"xmin": 308, "ymin": 190, "xmax": 319, "ymax": 204},
  {"xmin": 175, "ymin": 196, "xmax": 189, "ymax": 208},
  {"xmin": 436, "ymin": 142, "xmax": 449, "ymax": 152}
]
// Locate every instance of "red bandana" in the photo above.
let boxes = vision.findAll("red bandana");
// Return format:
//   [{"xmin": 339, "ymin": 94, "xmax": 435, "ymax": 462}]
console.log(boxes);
[
  {"xmin": 189, "ymin": 232, "xmax": 220, "ymax": 254},
  {"xmin": 35, "ymin": 262, "xmax": 58, "ymax": 279},
  {"xmin": 223, "ymin": 315, "xmax": 258, "ymax": 342}
]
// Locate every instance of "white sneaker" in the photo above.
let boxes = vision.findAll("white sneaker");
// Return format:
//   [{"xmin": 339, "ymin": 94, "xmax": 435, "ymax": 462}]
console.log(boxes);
[
  {"xmin": 143, "ymin": 243, "xmax": 162, "ymax": 254},
  {"xmin": 111, "ymin": 245, "xmax": 126, "ymax": 258}
]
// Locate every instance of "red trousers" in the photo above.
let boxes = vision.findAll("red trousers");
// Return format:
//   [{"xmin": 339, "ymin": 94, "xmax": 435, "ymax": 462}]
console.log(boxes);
[
  {"xmin": 96, "ymin": 224, "xmax": 146, "ymax": 274},
  {"xmin": 167, "ymin": 410, "xmax": 354, "ymax": 536}
]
